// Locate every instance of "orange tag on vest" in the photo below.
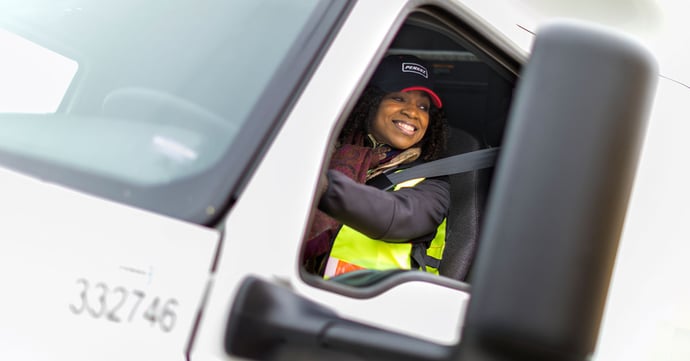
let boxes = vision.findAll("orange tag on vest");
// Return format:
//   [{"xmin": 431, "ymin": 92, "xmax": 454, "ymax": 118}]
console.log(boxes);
[{"xmin": 324, "ymin": 257, "xmax": 365, "ymax": 278}]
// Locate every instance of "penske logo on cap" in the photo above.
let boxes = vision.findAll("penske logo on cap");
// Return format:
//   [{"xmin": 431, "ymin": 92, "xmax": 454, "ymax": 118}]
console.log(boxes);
[{"xmin": 401, "ymin": 62, "xmax": 428, "ymax": 78}]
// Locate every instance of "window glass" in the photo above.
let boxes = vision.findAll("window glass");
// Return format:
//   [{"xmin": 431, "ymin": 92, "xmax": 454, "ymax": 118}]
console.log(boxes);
[{"xmin": 0, "ymin": 0, "xmax": 329, "ymax": 222}]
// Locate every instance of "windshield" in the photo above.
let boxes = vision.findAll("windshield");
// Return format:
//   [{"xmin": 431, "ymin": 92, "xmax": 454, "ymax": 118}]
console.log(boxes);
[{"xmin": 0, "ymin": 0, "xmax": 337, "ymax": 224}]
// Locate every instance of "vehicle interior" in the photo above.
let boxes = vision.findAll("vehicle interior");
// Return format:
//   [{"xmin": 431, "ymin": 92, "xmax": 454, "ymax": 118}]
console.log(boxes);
[{"xmin": 301, "ymin": 9, "xmax": 519, "ymax": 289}]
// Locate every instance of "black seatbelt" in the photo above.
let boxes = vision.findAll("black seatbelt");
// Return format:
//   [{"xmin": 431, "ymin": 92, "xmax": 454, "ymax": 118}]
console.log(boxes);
[{"xmin": 366, "ymin": 147, "xmax": 500, "ymax": 191}]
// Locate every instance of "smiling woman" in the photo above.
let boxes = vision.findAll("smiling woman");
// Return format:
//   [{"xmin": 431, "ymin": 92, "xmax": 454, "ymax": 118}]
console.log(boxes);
[{"xmin": 303, "ymin": 54, "xmax": 450, "ymax": 278}]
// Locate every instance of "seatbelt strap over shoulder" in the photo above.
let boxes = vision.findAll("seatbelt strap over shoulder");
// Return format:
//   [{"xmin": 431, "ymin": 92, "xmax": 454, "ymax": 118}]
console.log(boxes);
[{"xmin": 367, "ymin": 147, "xmax": 500, "ymax": 191}]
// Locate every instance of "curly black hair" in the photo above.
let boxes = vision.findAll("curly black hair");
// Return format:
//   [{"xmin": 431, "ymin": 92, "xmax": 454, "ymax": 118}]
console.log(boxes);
[{"xmin": 337, "ymin": 86, "xmax": 448, "ymax": 161}]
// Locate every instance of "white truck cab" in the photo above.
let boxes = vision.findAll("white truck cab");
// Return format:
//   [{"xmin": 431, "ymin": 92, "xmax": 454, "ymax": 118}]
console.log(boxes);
[{"xmin": 0, "ymin": 1, "xmax": 675, "ymax": 360}]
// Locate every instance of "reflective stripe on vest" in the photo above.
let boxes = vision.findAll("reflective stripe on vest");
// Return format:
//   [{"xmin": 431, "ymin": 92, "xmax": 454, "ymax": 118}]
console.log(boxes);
[{"xmin": 324, "ymin": 177, "xmax": 447, "ymax": 278}]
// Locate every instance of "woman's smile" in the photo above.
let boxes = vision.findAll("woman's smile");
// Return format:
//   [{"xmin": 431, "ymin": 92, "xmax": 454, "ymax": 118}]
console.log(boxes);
[{"xmin": 393, "ymin": 120, "xmax": 417, "ymax": 135}]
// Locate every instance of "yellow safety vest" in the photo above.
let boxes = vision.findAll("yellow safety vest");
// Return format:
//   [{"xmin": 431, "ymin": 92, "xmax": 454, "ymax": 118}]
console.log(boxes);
[{"xmin": 324, "ymin": 178, "xmax": 447, "ymax": 279}]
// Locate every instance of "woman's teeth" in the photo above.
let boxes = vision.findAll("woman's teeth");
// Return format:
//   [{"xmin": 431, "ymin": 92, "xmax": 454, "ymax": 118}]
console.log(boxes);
[{"xmin": 394, "ymin": 120, "xmax": 415, "ymax": 135}]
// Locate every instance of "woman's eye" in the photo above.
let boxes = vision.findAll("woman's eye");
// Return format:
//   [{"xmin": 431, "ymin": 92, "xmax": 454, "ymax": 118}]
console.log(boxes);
[{"xmin": 419, "ymin": 104, "xmax": 429, "ymax": 112}]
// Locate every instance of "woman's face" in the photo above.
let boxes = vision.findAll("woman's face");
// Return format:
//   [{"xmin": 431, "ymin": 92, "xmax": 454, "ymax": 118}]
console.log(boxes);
[{"xmin": 370, "ymin": 90, "xmax": 430, "ymax": 150}]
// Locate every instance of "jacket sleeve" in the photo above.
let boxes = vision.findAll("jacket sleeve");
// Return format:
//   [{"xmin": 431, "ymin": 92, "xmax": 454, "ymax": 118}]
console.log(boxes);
[{"xmin": 318, "ymin": 169, "xmax": 450, "ymax": 242}]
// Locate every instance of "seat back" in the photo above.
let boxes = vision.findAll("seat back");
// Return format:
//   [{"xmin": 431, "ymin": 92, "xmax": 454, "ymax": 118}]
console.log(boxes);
[{"xmin": 438, "ymin": 128, "xmax": 491, "ymax": 281}]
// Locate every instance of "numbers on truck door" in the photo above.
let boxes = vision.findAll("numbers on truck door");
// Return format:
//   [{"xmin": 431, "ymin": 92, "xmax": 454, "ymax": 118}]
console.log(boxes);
[{"xmin": 69, "ymin": 278, "xmax": 178, "ymax": 332}]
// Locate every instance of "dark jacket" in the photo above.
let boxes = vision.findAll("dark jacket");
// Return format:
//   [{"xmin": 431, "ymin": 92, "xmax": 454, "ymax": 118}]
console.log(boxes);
[{"xmin": 319, "ymin": 169, "xmax": 450, "ymax": 243}]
